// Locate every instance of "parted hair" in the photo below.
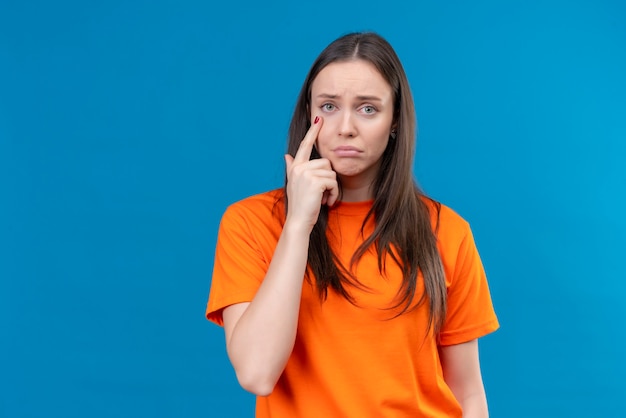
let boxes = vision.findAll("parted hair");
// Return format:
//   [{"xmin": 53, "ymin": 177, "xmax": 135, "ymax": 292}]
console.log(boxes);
[{"xmin": 283, "ymin": 32, "xmax": 447, "ymax": 336}]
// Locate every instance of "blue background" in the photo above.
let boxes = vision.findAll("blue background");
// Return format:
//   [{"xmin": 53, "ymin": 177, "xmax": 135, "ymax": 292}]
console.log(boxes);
[{"xmin": 2, "ymin": 0, "xmax": 625, "ymax": 416}]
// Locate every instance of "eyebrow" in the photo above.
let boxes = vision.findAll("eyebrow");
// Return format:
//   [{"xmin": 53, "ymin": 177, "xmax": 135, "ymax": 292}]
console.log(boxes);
[{"xmin": 314, "ymin": 93, "xmax": 384, "ymax": 102}]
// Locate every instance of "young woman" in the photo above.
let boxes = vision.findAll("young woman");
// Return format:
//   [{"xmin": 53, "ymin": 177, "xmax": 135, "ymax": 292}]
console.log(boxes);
[{"xmin": 206, "ymin": 32, "xmax": 499, "ymax": 417}]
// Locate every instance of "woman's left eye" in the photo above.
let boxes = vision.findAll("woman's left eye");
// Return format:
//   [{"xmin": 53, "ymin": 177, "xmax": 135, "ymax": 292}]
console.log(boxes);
[{"xmin": 362, "ymin": 106, "xmax": 376, "ymax": 114}]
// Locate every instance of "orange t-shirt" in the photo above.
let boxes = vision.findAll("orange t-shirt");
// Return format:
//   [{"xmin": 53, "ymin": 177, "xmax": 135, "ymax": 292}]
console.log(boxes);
[{"xmin": 206, "ymin": 189, "xmax": 499, "ymax": 417}]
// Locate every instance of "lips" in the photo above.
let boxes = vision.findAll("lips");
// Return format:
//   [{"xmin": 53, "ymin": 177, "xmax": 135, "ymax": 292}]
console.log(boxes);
[{"xmin": 333, "ymin": 146, "xmax": 362, "ymax": 157}]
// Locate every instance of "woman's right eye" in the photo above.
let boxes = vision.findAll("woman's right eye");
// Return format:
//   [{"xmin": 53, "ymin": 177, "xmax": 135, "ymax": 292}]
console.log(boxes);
[{"xmin": 321, "ymin": 103, "xmax": 335, "ymax": 112}]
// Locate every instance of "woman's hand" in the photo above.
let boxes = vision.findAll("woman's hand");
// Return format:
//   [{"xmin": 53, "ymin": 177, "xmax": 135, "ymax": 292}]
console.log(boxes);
[{"xmin": 284, "ymin": 116, "xmax": 339, "ymax": 232}]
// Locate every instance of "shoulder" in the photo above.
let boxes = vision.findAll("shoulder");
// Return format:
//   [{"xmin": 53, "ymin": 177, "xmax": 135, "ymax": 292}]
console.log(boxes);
[
  {"xmin": 220, "ymin": 188, "xmax": 285, "ymax": 230},
  {"xmin": 421, "ymin": 195, "xmax": 472, "ymax": 247}
]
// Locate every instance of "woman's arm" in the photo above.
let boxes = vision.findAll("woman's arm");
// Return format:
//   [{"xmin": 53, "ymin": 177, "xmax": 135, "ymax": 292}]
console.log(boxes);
[
  {"xmin": 440, "ymin": 339, "xmax": 490, "ymax": 418},
  {"xmin": 221, "ymin": 116, "xmax": 337, "ymax": 396},
  {"xmin": 222, "ymin": 220, "xmax": 311, "ymax": 396}
]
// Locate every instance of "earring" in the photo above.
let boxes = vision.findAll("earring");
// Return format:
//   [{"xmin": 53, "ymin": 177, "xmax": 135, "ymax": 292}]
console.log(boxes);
[{"xmin": 390, "ymin": 130, "xmax": 397, "ymax": 139}]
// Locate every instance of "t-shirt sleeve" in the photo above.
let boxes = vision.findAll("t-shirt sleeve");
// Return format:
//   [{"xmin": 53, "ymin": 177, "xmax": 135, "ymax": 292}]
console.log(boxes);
[
  {"xmin": 438, "ymin": 224, "xmax": 499, "ymax": 346},
  {"xmin": 206, "ymin": 204, "xmax": 269, "ymax": 326}
]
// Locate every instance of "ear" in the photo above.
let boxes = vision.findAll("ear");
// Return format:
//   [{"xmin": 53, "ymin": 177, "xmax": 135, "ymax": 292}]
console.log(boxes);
[{"xmin": 390, "ymin": 122, "xmax": 398, "ymax": 139}]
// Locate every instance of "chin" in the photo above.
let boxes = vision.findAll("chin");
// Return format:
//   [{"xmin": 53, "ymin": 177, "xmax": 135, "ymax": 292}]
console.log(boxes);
[{"xmin": 334, "ymin": 164, "xmax": 364, "ymax": 178}]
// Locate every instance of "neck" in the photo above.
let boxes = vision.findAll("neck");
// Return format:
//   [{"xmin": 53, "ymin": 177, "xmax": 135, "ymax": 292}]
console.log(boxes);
[
  {"xmin": 339, "ymin": 177, "xmax": 375, "ymax": 202},
  {"xmin": 337, "ymin": 162, "xmax": 381, "ymax": 202}
]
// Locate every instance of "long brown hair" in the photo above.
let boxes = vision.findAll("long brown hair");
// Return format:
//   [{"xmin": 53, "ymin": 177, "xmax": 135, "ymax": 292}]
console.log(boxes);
[{"xmin": 284, "ymin": 32, "xmax": 446, "ymax": 336}]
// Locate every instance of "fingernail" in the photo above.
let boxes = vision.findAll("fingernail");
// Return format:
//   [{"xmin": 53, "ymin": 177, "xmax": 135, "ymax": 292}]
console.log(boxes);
[{"xmin": 314, "ymin": 116, "xmax": 319, "ymax": 124}]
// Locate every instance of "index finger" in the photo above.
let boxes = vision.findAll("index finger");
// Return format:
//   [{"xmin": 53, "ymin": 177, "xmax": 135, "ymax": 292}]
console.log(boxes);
[{"xmin": 293, "ymin": 116, "xmax": 323, "ymax": 164}]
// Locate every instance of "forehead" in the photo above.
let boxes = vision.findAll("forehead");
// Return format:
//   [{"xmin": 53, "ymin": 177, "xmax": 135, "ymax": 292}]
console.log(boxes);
[{"xmin": 311, "ymin": 59, "xmax": 392, "ymax": 98}]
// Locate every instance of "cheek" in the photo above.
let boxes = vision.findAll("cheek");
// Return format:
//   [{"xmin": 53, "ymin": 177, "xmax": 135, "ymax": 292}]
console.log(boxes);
[
  {"xmin": 316, "ymin": 127, "xmax": 332, "ymax": 150},
  {"xmin": 369, "ymin": 126, "xmax": 391, "ymax": 145}
]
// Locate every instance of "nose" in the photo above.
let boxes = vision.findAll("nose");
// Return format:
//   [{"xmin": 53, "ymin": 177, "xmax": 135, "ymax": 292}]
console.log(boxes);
[{"xmin": 338, "ymin": 110, "xmax": 357, "ymax": 138}]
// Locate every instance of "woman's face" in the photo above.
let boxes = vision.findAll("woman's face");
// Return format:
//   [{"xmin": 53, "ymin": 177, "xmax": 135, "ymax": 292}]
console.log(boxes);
[{"xmin": 310, "ymin": 59, "xmax": 394, "ymax": 187}]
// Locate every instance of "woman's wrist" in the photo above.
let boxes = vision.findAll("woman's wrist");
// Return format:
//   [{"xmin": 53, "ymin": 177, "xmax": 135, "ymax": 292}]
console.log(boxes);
[{"xmin": 283, "ymin": 216, "xmax": 315, "ymax": 237}]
